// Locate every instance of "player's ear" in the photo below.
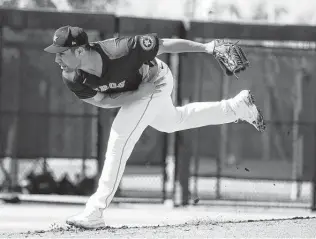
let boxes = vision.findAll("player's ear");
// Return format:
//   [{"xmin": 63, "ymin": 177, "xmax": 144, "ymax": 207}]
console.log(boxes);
[{"xmin": 74, "ymin": 47, "xmax": 85, "ymax": 58}]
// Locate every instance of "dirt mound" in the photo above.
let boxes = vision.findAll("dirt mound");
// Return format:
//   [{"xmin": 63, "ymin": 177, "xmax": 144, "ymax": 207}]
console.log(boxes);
[{"xmin": 1, "ymin": 216, "xmax": 315, "ymax": 238}]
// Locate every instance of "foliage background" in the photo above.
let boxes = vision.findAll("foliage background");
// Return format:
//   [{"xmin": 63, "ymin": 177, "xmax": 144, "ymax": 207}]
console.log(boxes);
[{"xmin": 1, "ymin": 0, "xmax": 316, "ymax": 25}]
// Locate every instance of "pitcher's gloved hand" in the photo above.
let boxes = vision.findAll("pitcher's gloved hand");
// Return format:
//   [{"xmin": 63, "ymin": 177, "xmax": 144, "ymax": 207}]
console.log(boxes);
[{"xmin": 207, "ymin": 39, "xmax": 250, "ymax": 79}]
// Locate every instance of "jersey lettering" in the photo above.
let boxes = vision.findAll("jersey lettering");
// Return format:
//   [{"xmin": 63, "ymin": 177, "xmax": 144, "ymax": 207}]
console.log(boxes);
[
  {"xmin": 95, "ymin": 80, "xmax": 126, "ymax": 92},
  {"xmin": 98, "ymin": 85, "xmax": 109, "ymax": 92},
  {"xmin": 117, "ymin": 81, "xmax": 125, "ymax": 88},
  {"xmin": 109, "ymin": 83, "xmax": 117, "ymax": 88}
]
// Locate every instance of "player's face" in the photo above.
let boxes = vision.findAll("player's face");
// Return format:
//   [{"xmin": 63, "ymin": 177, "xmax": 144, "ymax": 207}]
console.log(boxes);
[{"xmin": 55, "ymin": 49, "xmax": 80, "ymax": 71}]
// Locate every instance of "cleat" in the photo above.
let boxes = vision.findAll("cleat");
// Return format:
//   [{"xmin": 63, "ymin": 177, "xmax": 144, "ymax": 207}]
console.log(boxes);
[
  {"xmin": 230, "ymin": 90, "xmax": 266, "ymax": 132},
  {"xmin": 66, "ymin": 208, "xmax": 105, "ymax": 229}
]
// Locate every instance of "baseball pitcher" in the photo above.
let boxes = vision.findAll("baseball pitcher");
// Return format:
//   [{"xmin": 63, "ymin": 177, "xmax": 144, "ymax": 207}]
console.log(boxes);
[{"xmin": 44, "ymin": 26, "xmax": 266, "ymax": 229}]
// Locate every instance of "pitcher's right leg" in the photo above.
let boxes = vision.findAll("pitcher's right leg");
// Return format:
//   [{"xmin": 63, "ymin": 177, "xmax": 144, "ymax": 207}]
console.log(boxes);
[{"xmin": 66, "ymin": 96, "xmax": 159, "ymax": 229}]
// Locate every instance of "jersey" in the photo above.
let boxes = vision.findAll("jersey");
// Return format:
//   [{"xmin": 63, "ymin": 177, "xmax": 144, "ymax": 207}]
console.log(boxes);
[{"xmin": 62, "ymin": 34, "xmax": 160, "ymax": 99}]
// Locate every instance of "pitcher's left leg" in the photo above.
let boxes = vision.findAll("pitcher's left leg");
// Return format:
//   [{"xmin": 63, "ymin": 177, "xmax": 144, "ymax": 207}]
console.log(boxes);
[
  {"xmin": 150, "ymin": 91, "xmax": 265, "ymax": 133},
  {"xmin": 66, "ymin": 95, "xmax": 165, "ymax": 229}
]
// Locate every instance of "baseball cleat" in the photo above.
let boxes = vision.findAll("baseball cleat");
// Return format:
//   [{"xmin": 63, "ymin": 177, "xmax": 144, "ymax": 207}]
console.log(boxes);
[
  {"xmin": 66, "ymin": 208, "xmax": 105, "ymax": 229},
  {"xmin": 230, "ymin": 90, "xmax": 266, "ymax": 132}
]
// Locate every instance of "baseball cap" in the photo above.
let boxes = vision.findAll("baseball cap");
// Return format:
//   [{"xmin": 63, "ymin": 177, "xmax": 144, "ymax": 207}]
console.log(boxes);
[{"xmin": 44, "ymin": 26, "xmax": 89, "ymax": 54}]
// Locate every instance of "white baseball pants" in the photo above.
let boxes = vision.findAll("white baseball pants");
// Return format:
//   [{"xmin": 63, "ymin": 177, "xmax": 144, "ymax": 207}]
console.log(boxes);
[{"xmin": 85, "ymin": 59, "xmax": 239, "ymax": 211}]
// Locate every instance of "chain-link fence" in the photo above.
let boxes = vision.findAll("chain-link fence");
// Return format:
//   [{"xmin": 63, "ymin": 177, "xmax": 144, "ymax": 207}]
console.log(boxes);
[
  {"xmin": 0, "ymin": 17, "xmax": 171, "ymax": 202},
  {"xmin": 1, "ymin": 9, "xmax": 316, "ymax": 207},
  {"xmin": 178, "ymin": 41, "xmax": 316, "ymax": 205}
]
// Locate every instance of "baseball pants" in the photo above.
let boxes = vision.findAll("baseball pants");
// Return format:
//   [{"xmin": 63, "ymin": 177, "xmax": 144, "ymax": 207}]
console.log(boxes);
[{"xmin": 85, "ymin": 59, "xmax": 239, "ymax": 210}]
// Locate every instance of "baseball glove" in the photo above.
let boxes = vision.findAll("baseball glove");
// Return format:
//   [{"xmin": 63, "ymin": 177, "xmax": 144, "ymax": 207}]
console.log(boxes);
[{"xmin": 212, "ymin": 39, "xmax": 249, "ymax": 79}]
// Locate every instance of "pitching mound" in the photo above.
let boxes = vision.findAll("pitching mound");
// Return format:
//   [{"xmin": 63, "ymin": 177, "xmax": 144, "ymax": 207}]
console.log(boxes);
[{"xmin": 1, "ymin": 216, "xmax": 315, "ymax": 238}]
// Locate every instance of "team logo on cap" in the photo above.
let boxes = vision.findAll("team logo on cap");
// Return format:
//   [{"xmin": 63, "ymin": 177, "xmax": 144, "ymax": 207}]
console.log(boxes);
[
  {"xmin": 140, "ymin": 35, "xmax": 155, "ymax": 51},
  {"xmin": 53, "ymin": 35, "xmax": 59, "ymax": 43}
]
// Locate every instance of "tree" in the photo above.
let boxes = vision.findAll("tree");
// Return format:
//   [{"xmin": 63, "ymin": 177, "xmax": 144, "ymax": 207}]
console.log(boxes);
[{"xmin": 0, "ymin": 0, "xmax": 120, "ymax": 12}]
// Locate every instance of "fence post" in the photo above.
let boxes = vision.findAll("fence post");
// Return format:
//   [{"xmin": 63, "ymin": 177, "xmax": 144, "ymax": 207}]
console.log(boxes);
[
  {"xmin": 217, "ymin": 73, "xmax": 230, "ymax": 199},
  {"xmin": 312, "ymin": 122, "xmax": 316, "ymax": 211},
  {"xmin": 291, "ymin": 64, "xmax": 304, "ymax": 200},
  {"xmin": 162, "ymin": 53, "xmax": 175, "ymax": 205},
  {"xmin": 173, "ymin": 24, "xmax": 191, "ymax": 206},
  {"xmin": 173, "ymin": 53, "xmax": 188, "ymax": 206},
  {"xmin": 0, "ymin": 18, "xmax": 2, "ymax": 78},
  {"xmin": 0, "ymin": 19, "xmax": 4, "ymax": 189},
  {"xmin": 0, "ymin": 23, "xmax": 19, "ymax": 190}
]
